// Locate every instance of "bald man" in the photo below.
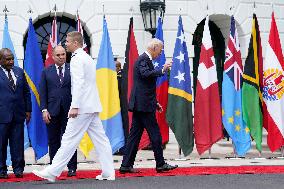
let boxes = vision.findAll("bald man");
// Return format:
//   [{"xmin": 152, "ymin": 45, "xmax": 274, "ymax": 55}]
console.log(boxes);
[{"xmin": 39, "ymin": 45, "xmax": 77, "ymax": 177}]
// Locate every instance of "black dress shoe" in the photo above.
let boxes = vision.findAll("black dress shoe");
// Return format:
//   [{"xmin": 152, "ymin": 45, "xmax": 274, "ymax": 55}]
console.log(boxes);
[
  {"xmin": 119, "ymin": 166, "xmax": 140, "ymax": 174},
  {"xmin": 67, "ymin": 170, "xmax": 76, "ymax": 177},
  {"xmin": 0, "ymin": 173, "xmax": 8, "ymax": 179},
  {"xmin": 15, "ymin": 172, "xmax": 23, "ymax": 178},
  {"xmin": 156, "ymin": 163, "xmax": 178, "ymax": 173}
]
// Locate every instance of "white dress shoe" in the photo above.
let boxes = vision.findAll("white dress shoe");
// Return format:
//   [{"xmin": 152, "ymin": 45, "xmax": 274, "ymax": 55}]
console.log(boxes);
[
  {"xmin": 32, "ymin": 170, "xmax": 56, "ymax": 182},
  {"xmin": 95, "ymin": 174, "xmax": 115, "ymax": 181}
]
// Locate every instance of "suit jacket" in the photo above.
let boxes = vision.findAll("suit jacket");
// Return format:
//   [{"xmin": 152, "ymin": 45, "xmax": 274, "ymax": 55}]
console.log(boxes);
[
  {"xmin": 128, "ymin": 52, "xmax": 163, "ymax": 112},
  {"xmin": 0, "ymin": 66, "xmax": 32, "ymax": 123},
  {"xmin": 39, "ymin": 63, "xmax": 72, "ymax": 116},
  {"xmin": 70, "ymin": 48, "xmax": 102, "ymax": 114}
]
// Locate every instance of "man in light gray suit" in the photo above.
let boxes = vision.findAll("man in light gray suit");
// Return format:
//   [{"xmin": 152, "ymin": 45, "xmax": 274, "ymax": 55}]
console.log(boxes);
[{"xmin": 32, "ymin": 31, "xmax": 115, "ymax": 182}]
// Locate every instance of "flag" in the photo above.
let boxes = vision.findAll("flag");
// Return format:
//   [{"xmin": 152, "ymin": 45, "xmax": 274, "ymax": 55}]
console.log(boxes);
[
  {"xmin": 96, "ymin": 17, "xmax": 125, "ymax": 153},
  {"xmin": 242, "ymin": 14, "xmax": 263, "ymax": 152},
  {"xmin": 2, "ymin": 15, "xmax": 30, "ymax": 165},
  {"xmin": 154, "ymin": 17, "xmax": 169, "ymax": 146},
  {"xmin": 76, "ymin": 12, "xmax": 94, "ymax": 157},
  {"xmin": 121, "ymin": 17, "xmax": 139, "ymax": 145},
  {"xmin": 194, "ymin": 16, "xmax": 223, "ymax": 155},
  {"xmin": 44, "ymin": 16, "xmax": 58, "ymax": 67},
  {"xmin": 24, "ymin": 18, "xmax": 48, "ymax": 159},
  {"xmin": 166, "ymin": 16, "xmax": 194, "ymax": 156},
  {"xmin": 263, "ymin": 12, "xmax": 284, "ymax": 152},
  {"xmin": 222, "ymin": 16, "xmax": 251, "ymax": 156},
  {"xmin": 76, "ymin": 12, "xmax": 88, "ymax": 53}
]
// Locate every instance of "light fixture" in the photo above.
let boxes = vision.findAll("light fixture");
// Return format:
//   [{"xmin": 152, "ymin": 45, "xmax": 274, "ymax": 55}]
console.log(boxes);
[{"xmin": 140, "ymin": 0, "xmax": 165, "ymax": 38}]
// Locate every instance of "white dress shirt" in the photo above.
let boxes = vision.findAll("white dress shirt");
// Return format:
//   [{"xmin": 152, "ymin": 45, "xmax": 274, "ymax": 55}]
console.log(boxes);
[
  {"xmin": 1, "ymin": 65, "xmax": 17, "ymax": 85},
  {"xmin": 55, "ymin": 63, "xmax": 65, "ymax": 77}
]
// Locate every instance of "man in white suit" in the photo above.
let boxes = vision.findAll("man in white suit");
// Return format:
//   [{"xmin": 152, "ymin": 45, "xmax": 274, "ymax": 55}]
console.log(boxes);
[{"xmin": 32, "ymin": 31, "xmax": 115, "ymax": 182}]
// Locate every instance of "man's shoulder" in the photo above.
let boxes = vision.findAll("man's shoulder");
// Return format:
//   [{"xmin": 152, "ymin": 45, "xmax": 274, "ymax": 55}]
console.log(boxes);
[{"xmin": 13, "ymin": 66, "xmax": 24, "ymax": 73}]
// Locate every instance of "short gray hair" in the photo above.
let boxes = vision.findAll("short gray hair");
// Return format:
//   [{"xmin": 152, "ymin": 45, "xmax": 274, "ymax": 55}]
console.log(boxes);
[{"xmin": 146, "ymin": 38, "xmax": 163, "ymax": 50}]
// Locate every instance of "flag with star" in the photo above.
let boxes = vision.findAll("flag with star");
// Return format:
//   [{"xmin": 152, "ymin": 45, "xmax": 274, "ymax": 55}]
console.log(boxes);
[
  {"xmin": 194, "ymin": 16, "xmax": 223, "ymax": 155},
  {"xmin": 154, "ymin": 16, "xmax": 169, "ymax": 146},
  {"xmin": 222, "ymin": 16, "xmax": 251, "ymax": 156},
  {"xmin": 166, "ymin": 15, "xmax": 194, "ymax": 156},
  {"xmin": 242, "ymin": 14, "xmax": 263, "ymax": 152}
]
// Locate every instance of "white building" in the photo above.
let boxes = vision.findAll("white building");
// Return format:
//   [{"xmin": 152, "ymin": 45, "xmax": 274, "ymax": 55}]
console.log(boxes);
[{"xmin": 0, "ymin": 0, "xmax": 283, "ymax": 68}]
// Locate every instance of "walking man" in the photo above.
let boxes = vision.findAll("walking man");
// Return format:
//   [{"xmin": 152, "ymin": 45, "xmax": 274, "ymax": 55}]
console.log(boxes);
[
  {"xmin": 119, "ymin": 38, "xmax": 178, "ymax": 173},
  {"xmin": 39, "ymin": 45, "xmax": 77, "ymax": 177},
  {"xmin": 32, "ymin": 31, "xmax": 115, "ymax": 182}
]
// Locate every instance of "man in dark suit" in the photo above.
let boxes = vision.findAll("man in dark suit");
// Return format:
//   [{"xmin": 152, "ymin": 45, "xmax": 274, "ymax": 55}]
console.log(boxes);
[
  {"xmin": 119, "ymin": 38, "xmax": 177, "ymax": 173},
  {"xmin": 0, "ymin": 48, "xmax": 31, "ymax": 179},
  {"xmin": 39, "ymin": 45, "xmax": 77, "ymax": 177}
]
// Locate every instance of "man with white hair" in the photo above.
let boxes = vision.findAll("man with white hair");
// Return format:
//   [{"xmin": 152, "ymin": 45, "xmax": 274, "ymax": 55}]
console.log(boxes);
[{"xmin": 119, "ymin": 38, "xmax": 178, "ymax": 173}]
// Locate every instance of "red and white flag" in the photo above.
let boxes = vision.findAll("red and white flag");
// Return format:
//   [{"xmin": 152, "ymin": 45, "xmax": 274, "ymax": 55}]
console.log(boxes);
[
  {"xmin": 263, "ymin": 12, "xmax": 284, "ymax": 152},
  {"xmin": 76, "ymin": 13, "xmax": 88, "ymax": 53},
  {"xmin": 44, "ymin": 16, "xmax": 58, "ymax": 67},
  {"xmin": 194, "ymin": 16, "xmax": 223, "ymax": 155}
]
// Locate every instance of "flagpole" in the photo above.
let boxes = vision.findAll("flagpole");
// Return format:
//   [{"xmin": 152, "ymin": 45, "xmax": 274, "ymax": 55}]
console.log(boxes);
[
  {"xmin": 26, "ymin": 6, "xmax": 38, "ymax": 165},
  {"xmin": 129, "ymin": 6, "xmax": 134, "ymax": 18},
  {"xmin": 53, "ymin": 4, "xmax": 57, "ymax": 17}
]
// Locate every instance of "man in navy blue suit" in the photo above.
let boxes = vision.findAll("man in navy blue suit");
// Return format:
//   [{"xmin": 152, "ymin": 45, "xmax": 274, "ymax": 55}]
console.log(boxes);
[
  {"xmin": 0, "ymin": 48, "xmax": 31, "ymax": 179},
  {"xmin": 119, "ymin": 38, "xmax": 177, "ymax": 173},
  {"xmin": 39, "ymin": 45, "xmax": 77, "ymax": 177}
]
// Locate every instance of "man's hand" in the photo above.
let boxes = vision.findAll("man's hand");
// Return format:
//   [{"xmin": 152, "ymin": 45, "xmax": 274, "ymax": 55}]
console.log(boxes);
[
  {"xmin": 26, "ymin": 112, "xmax": 31, "ymax": 124},
  {"xmin": 42, "ymin": 111, "xmax": 51, "ymax": 124},
  {"xmin": 157, "ymin": 103, "xmax": 163, "ymax": 113},
  {"xmin": 162, "ymin": 61, "xmax": 172, "ymax": 73},
  {"xmin": 68, "ymin": 108, "xmax": 79, "ymax": 118}
]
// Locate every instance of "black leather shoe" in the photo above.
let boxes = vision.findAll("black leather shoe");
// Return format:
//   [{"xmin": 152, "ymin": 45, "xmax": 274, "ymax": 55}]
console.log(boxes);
[
  {"xmin": 15, "ymin": 172, "xmax": 23, "ymax": 178},
  {"xmin": 0, "ymin": 173, "xmax": 8, "ymax": 179},
  {"xmin": 119, "ymin": 166, "xmax": 140, "ymax": 174},
  {"xmin": 156, "ymin": 163, "xmax": 178, "ymax": 173},
  {"xmin": 67, "ymin": 170, "xmax": 76, "ymax": 177}
]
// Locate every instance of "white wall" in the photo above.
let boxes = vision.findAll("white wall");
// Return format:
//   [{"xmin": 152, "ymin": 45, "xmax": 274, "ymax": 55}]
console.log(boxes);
[{"xmin": 0, "ymin": 0, "xmax": 284, "ymax": 68}]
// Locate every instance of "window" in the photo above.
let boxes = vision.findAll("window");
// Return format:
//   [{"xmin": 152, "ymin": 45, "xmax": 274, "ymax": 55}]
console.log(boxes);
[{"xmin": 23, "ymin": 16, "xmax": 91, "ymax": 63}]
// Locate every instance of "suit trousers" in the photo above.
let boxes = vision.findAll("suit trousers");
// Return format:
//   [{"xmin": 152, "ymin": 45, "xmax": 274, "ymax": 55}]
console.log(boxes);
[
  {"xmin": 121, "ymin": 111, "xmax": 165, "ymax": 168},
  {"xmin": 47, "ymin": 110, "xmax": 77, "ymax": 171},
  {"xmin": 45, "ymin": 113, "xmax": 114, "ymax": 177},
  {"xmin": 0, "ymin": 119, "xmax": 24, "ymax": 174}
]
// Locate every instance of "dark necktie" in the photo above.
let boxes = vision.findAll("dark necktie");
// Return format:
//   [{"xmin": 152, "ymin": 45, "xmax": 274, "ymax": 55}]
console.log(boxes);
[
  {"xmin": 7, "ymin": 69, "xmax": 16, "ymax": 91},
  {"xmin": 58, "ymin": 66, "xmax": 63, "ymax": 85}
]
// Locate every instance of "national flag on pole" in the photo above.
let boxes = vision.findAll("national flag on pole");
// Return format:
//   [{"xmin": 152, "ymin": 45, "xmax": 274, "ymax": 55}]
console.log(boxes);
[
  {"xmin": 96, "ymin": 17, "xmax": 125, "ymax": 153},
  {"xmin": 166, "ymin": 15, "xmax": 194, "ymax": 156},
  {"xmin": 154, "ymin": 16, "xmax": 169, "ymax": 146},
  {"xmin": 194, "ymin": 16, "xmax": 223, "ymax": 155},
  {"xmin": 76, "ymin": 12, "xmax": 88, "ymax": 53},
  {"xmin": 263, "ymin": 12, "xmax": 284, "ymax": 152},
  {"xmin": 222, "ymin": 16, "xmax": 251, "ymax": 156},
  {"xmin": 121, "ymin": 17, "xmax": 139, "ymax": 145},
  {"xmin": 44, "ymin": 16, "xmax": 58, "ymax": 67},
  {"xmin": 2, "ymin": 15, "xmax": 30, "ymax": 165},
  {"xmin": 242, "ymin": 13, "xmax": 263, "ymax": 152},
  {"xmin": 24, "ymin": 18, "xmax": 48, "ymax": 159}
]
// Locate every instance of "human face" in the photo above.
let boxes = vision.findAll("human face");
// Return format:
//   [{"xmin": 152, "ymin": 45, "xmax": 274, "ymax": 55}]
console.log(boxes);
[
  {"xmin": 1, "ymin": 50, "xmax": 14, "ymax": 70},
  {"xmin": 65, "ymin": 36, "xmax": 76, "ymax": 53},
  {"xmin": 52, "ymin": 46, "xmax": 66, "ymax": 66},
  {"xmin": 152, "ymin": 45, "xmax": 163, "ymax": 60}
]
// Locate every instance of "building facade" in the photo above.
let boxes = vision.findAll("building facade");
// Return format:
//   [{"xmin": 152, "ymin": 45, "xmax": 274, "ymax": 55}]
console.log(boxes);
[{"xmin": 0, "ymin": 0, "xmax": 283, "ymax": 68}]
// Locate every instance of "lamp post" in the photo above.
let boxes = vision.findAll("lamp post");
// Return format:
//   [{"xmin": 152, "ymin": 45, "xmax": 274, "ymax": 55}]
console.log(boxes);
[{"xmin": 140, "ymin": 0, "xmax": 165, "ymax": 38}]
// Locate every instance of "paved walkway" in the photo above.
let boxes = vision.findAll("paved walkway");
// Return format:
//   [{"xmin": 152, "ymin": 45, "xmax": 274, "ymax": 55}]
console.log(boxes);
[{"xmin": 11, "ymin": 131, "xmax": 284, "ymax": 174}]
